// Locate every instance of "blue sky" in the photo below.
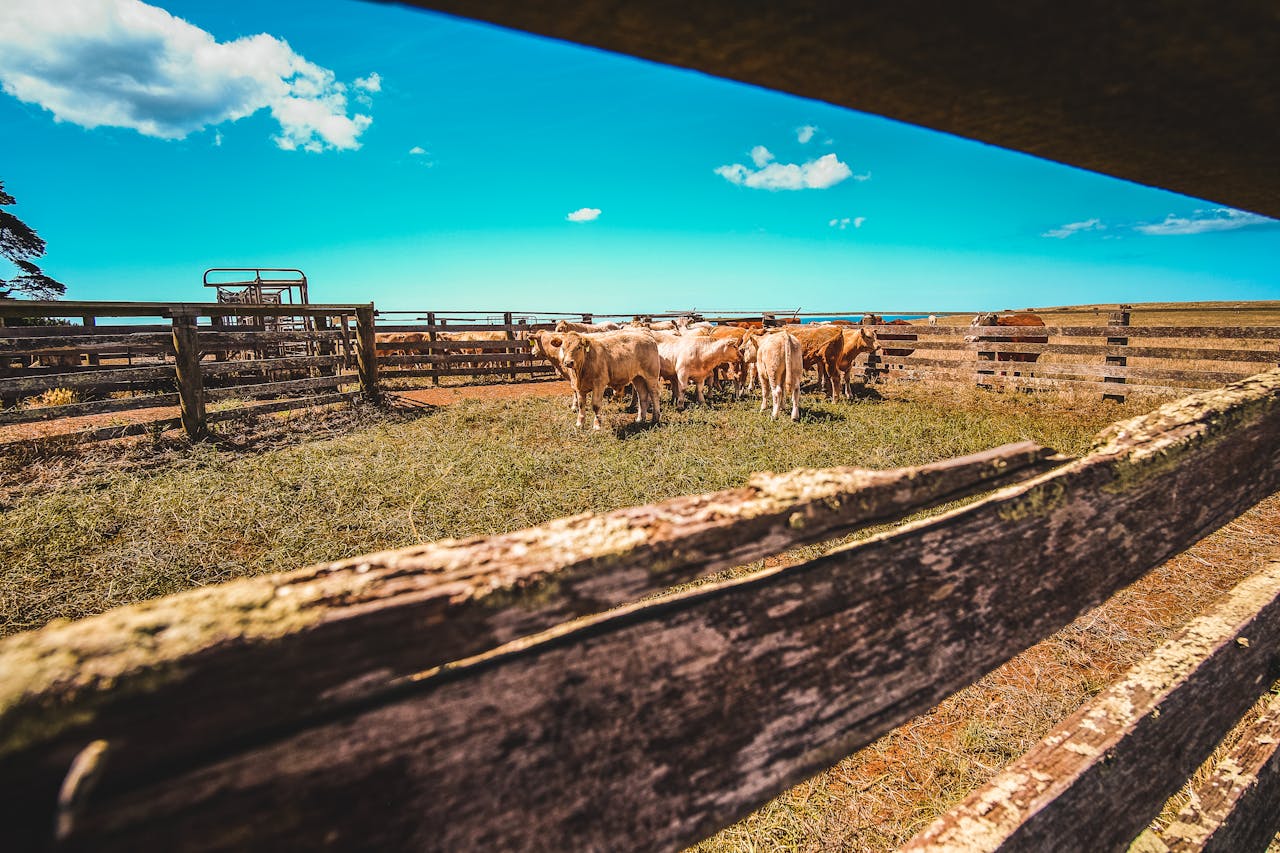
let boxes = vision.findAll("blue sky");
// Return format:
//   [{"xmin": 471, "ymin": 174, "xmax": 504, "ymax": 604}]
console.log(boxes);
[{"xmin": 1, "ymin": 0, "xmax": 1277, "ymax": 313}]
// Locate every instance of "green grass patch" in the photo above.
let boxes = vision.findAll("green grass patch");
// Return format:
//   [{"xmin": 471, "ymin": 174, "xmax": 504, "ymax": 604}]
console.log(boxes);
[{"xmin": 0, "ymin": 384, "xmax": 1159, "ymax": 637}]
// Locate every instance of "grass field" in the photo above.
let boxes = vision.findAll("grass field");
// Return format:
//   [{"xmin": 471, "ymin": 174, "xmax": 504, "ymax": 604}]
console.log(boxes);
[
  {"xmin": 1, "ymin": 383, "xmax": 1152, "ymax": 636},
  {"xmin": 2, "ymin": 326, "xmax": 1277, "ymax": 849}
]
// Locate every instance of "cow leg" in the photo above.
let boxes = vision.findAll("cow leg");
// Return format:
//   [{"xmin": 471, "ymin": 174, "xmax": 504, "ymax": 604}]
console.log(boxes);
[
  {"xmin": 759, "ymin": 374, "xmax": 769, "ymax": 413},
  {"xmin": 771, "ymin": 382, "xmax": 783, "ymax": 419},
  {"xmin": 591, "ymin": 385, "xmax": 604, "ymax": 431},
  {"xmin": 695, "ymin": 375, "xmax": 707, "ymax": 406},
  {"xmin": 790, "ymin": 383, "xmax": 800, "ymax": 421},
  {"xmin": 574, "ymin": 386, "xmax": 588, "ymax": 429}
]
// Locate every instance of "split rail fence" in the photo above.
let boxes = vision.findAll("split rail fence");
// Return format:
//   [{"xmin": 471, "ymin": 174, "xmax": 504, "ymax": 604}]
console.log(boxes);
[
  {"xmin": 5, "ymin": 302, "xmax": 1280, "ymax": 444},
  {"xmin": 0, "ymin": 300, "xmax": 376, "ymax": 444},
  {"xmin": 863, "ymin": 308, "xmax": 1280, "ymax": 400},
  {"xmin": 2, "ymin": 368, "xmax": 1279, "ymax": 851}
]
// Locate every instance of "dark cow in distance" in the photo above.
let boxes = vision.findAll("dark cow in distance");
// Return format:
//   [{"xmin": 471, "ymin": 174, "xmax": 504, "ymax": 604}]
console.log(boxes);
[
  {"xmin": 966, "ymin": 312, "xmax": 1048, "ymax": 363},
  {"xmin": 859, "ymin": 314, "xmax": 917, "ymax": 357}
]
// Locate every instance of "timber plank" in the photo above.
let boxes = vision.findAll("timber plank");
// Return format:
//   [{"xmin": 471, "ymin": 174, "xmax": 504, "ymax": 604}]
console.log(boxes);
[
  {"xmin": 31, "ymin": 369, "xmax": 1280, "ymax": 852},
  {"xmin": 0, "ymin": 443, "xmax": 1060, "ymax": 849},
  {"xmin": 902, "ymin": 561, "xmax": 1280, "ymax": 853},
  {"xmin": 0, "ymin": 394, "xmax": 181, "ymax": 426},
  {"xmin": 204, "ymin": 374, "xmax": 358, "ymax": 402},
  {"xmin": 1145, "ymin": 690, "xmax": 1280, "ymax": 852}
]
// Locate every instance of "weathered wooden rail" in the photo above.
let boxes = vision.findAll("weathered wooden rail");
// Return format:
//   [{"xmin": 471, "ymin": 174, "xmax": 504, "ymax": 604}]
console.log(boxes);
[
  {"xmin": 2, "ymin": 367, "xmax": 1278, "ymax": 850},
  {"xmin": 861, "ymin": 309, "xmax": 1280, "ymax": 399},
  {"xmin": 0, "ymin": 301, "xmax": 375, "ymax": 442}
]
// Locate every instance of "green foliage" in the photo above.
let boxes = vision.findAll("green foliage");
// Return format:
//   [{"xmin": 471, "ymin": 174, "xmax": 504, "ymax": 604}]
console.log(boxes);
[{"xmin": 0, "ymin": 180, "xmax": 65, "ymax": 301}]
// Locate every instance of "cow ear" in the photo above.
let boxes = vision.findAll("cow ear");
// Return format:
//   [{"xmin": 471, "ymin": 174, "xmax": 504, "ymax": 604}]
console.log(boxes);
[{"xmin": 583, "ymin": 340, "xmax": 591, "ymax": 352}]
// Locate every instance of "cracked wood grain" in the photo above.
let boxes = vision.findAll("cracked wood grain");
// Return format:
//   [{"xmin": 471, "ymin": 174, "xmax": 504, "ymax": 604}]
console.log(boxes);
[
  {"xmin": 0, "ymin": 441, "xmax": 1056, "ymax": 849},
  {"xmin": 902, "ymin": 560, "xmax": 1280, "ymax": 853}
]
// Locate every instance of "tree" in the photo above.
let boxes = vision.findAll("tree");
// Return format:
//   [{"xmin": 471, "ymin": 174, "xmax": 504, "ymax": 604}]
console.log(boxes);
[{"xmin": 1, "ymin": 180, "xmax": 66, "ymax": 301}]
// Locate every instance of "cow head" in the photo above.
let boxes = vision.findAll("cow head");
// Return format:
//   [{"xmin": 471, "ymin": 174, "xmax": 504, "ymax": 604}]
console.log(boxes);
[
  {"xmin": 965, "ymin": 313, "xmax": 999, "ymax": 343},
  {"xmin": 860, "ymin": 328, "xmax": 881, "ymax": 354},
  {"xmin": 558, "ymin": 333, "xmax": 589, "ymax": 371}
]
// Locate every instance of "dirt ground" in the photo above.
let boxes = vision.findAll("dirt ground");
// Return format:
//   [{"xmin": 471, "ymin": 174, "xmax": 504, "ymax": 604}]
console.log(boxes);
[{"xmin": 0, "ymin": 380, "xmax": 572, "ymax": 445}]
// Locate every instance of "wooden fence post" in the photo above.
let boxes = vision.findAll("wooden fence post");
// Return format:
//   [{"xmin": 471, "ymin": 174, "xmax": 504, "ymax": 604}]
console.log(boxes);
[
  {"xmin": 427, "ymin": 312, "xmax": 439, "ymax": 386},
  {"xmin": 82, "ymin": 315, "xmax": 99, "ymax": 367},
  {"xmin": 170, "ymin": 308, "xmax": 208, "ymax": 440},
  {"xmin": 504, "ymin": 311, "xmax": 517, "ymax": 381},
  {"xmin": 582, "ymin": 313, "xmax": 593, "ymax": 324},
  {"xmin": 1103, "ymin": 304, "xmax": 1131, "ymax": 402},
  {"xmin": 354, "ymin": 305, "xmax": 379, "ymax": 402}
]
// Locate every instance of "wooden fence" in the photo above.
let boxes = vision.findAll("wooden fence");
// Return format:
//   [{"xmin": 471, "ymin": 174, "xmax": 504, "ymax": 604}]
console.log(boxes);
[
  {"xmin": 861, "ymin": 308, "xmax": 1280, "ymax": 399},
  {"xmin": 2, "ymin": 367, "xmax": 1278, "ymax": 851},
  {"xmin": 6, "ymin": 301, "xmax": 1280, "ymax": 442},
  {"xmin": 373, "ymin": 310, "xmax": 563, "ymax": 384},
  {"xmin": 0, "ymin": 301, "xmax": 376, "ymax": 443}
]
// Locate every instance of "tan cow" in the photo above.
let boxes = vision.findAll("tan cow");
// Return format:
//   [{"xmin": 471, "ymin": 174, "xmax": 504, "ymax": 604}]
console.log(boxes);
[
  {"xmin": 823, "ymin": 327, "xmax": 880, "ymax": 400},
  {"xmin": 554, "ymin": 320, "xmax": 622, "ymax": 333},
  {"xmin": 656, "ymin": 335, "xmax": 741, "ymax": 408},
  {"xmin": 756, "ymin": 329, "xmax": 802, "ymax": 421},
  {"xmin": 558, "ymin": 330, "xmax": 662, "ymax": 430}
]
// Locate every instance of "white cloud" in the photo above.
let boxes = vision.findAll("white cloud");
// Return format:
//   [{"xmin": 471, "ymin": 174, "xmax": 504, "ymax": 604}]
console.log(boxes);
[
  {"xmin": 566, "ymin": 207, "xmax": 601, "ymax": 222},
  {"xmin": 796, "ymin": 125, "xmax": 817, "ymax": 143},
  {"xmin": 213, "ymin": 130, "xmax": 222, "ymax": 147},
  {"xmin": 828, "ymin": 216, "xmax": 866, "ymax": 231},
  {"xmin": 750, "ymin": 145, "xmax": 773, "ymax": 168},
  {"xmin": 1134, "ymin": 208, "xmax": 1274, "ymax": 236},
  {"xmin": 0, "ymin": 0, "xmax": 376, "ymax": 152},
  {"xmin": 716, "ymin": 151, "xmax": 854, "ymax": 191},
  {"xmin": 1042, "ymin": 218, "xmax": 1106, "ymax": 239},
  {"xmin": 354, "ymin": 72, "xmax": 381, "ymax": 93},
  {"xmin": 852, "ymin": 171, "xmax": 871, "ymax": 182},
  {"xmin": 408, "ymin": 145, "xmax": 426, "ymax": 155}
]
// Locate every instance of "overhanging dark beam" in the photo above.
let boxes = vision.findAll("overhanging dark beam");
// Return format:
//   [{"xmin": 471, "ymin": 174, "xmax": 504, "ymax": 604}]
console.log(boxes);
[{"xmin": 404, "ymin": 1, "xmax": 1280, "ymax": 219}]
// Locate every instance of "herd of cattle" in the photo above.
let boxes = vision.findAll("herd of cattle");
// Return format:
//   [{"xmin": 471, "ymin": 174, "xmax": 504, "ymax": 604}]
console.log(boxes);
[{"xmin": 374, "ymin": 312, "xmax": 1047, "ymax": 430}]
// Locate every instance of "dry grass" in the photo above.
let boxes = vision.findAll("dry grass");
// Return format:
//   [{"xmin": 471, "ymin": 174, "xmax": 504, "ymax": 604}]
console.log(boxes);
[{"xmin": 1, "ymin": 383, "xmax": 1153, "ymax": 637}]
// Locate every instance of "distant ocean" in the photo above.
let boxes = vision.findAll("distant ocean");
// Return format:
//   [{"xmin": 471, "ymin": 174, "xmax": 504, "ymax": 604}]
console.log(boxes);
[{"xmin": 798, "ymin": 315, "xmax": 930, "ymax": 324}]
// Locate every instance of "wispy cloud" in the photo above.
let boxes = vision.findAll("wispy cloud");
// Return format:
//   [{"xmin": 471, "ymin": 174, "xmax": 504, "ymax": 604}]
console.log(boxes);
[
  {"xmin": 213, "ymin": 130, "xmax": 222, "ymax": 147},
  {"xmin": 716, "ymin": 151, "xmax": 855, "ymax": 191},
  {"xmin": 1043, "ymin": 208, "xmax": 1275, "ymax": 239},
  {"xmin": 566, "ymin": 207, "xmax": 601, "ymax": 222},
  {"xmin": 408, "ymin": 145, "xmax": 427, "ymax": 155},
  {"xmin": 1042, "ymin": 218, "xmax": 1106, "ymax": 239},
  {"xmin": 1134, "ymin": 208, "xmax": 1274, "ymax": 236},
  {"xmin": 828, "ymin": 216, "xmax": 865, "ymax": 230},
  {"xmin": 796, "ymin": 125, "xmax": 817, "ymax": 144},
  {"xmin": 354, "ymin": 72, "xmax": 382, "ymax": 93},
  {"xmin": 0, "ymin": 0, "xmax": 376, "ymax": 152}
]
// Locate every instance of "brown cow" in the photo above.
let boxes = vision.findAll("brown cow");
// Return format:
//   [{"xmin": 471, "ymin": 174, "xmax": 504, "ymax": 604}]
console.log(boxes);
[
  {"xmin": 755, "ymin": 329, "xmax": 802, "ymax": 421},
  {"xmin": 823, "ymin": 328, "xmax": 881, "ymax": 400},
  {"xmin": 788, "ymin": 324, "xmax": 845, "ymax": 393},
  {"xmin": 966, "ymin": 312, "xmax": 1048, "ymax": 363},
  {"xmin": 558, "ymin": 330, "xmax": 662, "ymax": 430}
]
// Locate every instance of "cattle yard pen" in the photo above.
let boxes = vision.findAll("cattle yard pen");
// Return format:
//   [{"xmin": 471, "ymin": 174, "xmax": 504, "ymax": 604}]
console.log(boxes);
[
  {"xmin": 3, "ymin": 301, "xmax": 1279, "ymax": 444},
  {"xmin": 0, "ymin": 300, "xmax": 374, "ymax": 443},
  {"xmin": 2, "ymin": 364, "xmax": 1279, "ymax": 850}
]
